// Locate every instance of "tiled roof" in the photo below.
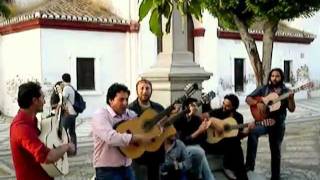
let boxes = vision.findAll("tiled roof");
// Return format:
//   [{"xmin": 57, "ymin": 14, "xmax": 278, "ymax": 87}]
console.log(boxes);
[
  {"xmin": 218, "ymin": 22, "xmax": 316, "ymax": 39},
  {"xmin": 0, "ymin": 0, "xmax": 128, "ymax": 27}
]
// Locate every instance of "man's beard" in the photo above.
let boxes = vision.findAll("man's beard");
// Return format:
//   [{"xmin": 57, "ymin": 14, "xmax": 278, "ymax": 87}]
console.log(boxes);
[
  {"xmin": 269, "ymin": 80, "xmax": 281, "ymax": 88},
  {"xmin": 222, "ymin": 109, "xmax": 232, "ymax": 117}
]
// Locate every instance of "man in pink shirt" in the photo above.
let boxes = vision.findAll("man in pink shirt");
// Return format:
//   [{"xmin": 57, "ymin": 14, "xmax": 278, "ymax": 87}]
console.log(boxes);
[{"xmin": 91, "ymin": 83, "xmax": 151, "ymax": 180}]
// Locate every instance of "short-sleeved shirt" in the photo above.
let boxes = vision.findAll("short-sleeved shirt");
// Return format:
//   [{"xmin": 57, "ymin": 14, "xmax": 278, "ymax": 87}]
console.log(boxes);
[
  {"xmin": 10, "ymin": 110, "xmax": 52, "ymax": 180},
  {"xmin": 247, "ymin": 84, "xmax": 289, "ymax": 124}
]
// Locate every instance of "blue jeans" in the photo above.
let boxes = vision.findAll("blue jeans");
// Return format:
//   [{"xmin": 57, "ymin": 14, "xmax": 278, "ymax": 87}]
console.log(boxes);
[
  {"xmin": 186, "ymin": 145, "xmax": 215, "ymax": 180},
  {"xmin": 246, "ymin": 123, "xmax": 285, "ymax": 180},
  {"xmin": 95, "ymin": 166, "xmax": 135, "ymax": 180}
]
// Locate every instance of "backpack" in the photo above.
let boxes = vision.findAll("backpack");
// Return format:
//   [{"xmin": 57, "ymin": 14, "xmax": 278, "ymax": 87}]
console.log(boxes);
[{"xmin": 68, "ymin": 86, "xmax": 86, "ymax": 113}]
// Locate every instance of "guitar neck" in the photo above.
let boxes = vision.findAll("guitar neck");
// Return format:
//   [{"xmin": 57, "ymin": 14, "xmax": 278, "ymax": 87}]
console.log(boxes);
[
  {"xmin": 228, "ymin": 121, "xmax": 267, "ymax": 130},
  {"xmin": 228, "ymin": 123, "xmax": 248, "ymax": 130},
  {"xmin": 163, "ymin": 100, "xmax": 204, "ymax": 128},
  {"xmin": 271, "ymin": 86, "xmax": 301, "ymax": 104}
]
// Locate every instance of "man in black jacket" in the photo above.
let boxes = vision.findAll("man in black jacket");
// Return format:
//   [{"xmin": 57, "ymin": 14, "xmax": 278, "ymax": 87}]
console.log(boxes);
[
  {"xmin": 129, "ymin": 79, "xmax": 165, "ymax": 180},
  {"xmin": 202, "ymin": 94, "xmax": 249, "ymax": 180}
]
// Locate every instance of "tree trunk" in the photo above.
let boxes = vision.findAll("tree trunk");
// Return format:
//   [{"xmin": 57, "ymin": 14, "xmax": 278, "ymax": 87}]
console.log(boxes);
[
  {"xmin": 262, "ymin": 20, "xmax": 279, "ymax": 84},
  {"xmin": 233, "ymin": 15, "xmax": 263, "ymax": 87}
]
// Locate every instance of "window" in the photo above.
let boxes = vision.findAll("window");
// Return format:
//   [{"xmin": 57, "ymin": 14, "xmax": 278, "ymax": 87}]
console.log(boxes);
[
  {"xmin": 234, "ymin": 58, "xmax": 244, "ymax": 92},
  {"xmin": 284, "ymin": 60, "xmax": 292, "ymax": 83},
  {"xmin": 76, "ymin": 58, "xmax": 95, "ymax": 90}
]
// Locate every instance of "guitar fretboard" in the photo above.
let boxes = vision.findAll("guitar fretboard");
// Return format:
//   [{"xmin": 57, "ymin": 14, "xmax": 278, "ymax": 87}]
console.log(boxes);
[
  {"xmin": 227, "ymin": 120, "xmax": 272, "ymax": 130},
  {"xmin": 271, "ymin": 83, "xmax": 313, "ymax": 104}
]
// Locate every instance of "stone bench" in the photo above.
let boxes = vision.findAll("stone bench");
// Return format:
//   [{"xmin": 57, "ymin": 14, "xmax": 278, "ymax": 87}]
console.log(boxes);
[{"xmin": 91, "ymin": 154, "xmax": 266, "ymax": 180}]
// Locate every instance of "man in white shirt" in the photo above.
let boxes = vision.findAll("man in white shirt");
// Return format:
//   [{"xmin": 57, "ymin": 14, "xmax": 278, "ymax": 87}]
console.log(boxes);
[{"xmin": 61, "ymin": 73, "xmax": 78, "ymax": 155}]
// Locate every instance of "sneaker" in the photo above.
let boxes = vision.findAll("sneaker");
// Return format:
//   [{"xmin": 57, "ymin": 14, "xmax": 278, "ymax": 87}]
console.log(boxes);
[{"xmin": 223, "ymin": 168, "xmax": 237, "ymax": 180}]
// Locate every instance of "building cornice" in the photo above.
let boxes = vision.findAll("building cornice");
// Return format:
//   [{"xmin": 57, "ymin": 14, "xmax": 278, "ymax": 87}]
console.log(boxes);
[
  {"xmin": 0, "ymin": 18, "xmax": 139, "ymax": 35},
  {"xmin": 217, "ymin": 29, "xmax": 315, "ymax": 44}
]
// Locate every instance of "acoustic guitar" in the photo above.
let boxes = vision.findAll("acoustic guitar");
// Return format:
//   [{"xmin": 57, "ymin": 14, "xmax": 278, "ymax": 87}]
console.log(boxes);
[
  {"xmin": 116, "ymin": 83, "xmax": 199, "ymax": 159},
  {"xmin": 206, "ymin": 118, "xmax": 275, "ymax": 144},
  {"xmin": 250, "ymin": 82, "xmax": 314, "ymax": 121},
  {"xmin": 39, "ymin": 88, "xmax": 69, "ymax": 177}
]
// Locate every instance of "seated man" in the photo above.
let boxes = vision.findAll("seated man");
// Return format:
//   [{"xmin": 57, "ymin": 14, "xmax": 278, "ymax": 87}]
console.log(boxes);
[
  {"xmin": 174, "ymin": 97, "xmax": 215, "ymax": 180},
  {"xmin": 160, "ymin": 134, "xmax": 192, "ymax": 180},
  {"xmin": 202, "ymin": 94, "xmax": 249, "ymax": 180}
]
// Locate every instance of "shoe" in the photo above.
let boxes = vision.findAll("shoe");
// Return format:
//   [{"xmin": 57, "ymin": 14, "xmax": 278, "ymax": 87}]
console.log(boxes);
[{"xmin": 223, "ymin": 168, "xmax": 237, "ymax": 180}]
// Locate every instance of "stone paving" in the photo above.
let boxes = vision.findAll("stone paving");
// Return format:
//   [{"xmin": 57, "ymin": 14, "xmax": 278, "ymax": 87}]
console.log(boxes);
[{"xmin": 0, "ymin": 97, "xmax": 320, "ymax": 180}]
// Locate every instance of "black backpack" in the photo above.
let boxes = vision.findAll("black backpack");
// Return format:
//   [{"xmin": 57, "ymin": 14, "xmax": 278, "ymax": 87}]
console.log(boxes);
[{"xmin": 68, "ymin": 86, "xmax": 86, "ymax": 113}]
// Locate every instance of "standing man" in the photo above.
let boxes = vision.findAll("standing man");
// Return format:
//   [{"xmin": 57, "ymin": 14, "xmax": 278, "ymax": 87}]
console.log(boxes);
[
  {"xmin": 128, "ymin": 79, "xmax": 165, "ymax": 180},
  {"xmin": 61, "ymin": 73, "xmax": 78, "ymax": 155},
  {"xmin": 245, "ymin": 68, "xmax": 295, "ymax": 180},
  {"xmin": 202, "ymin": 94, "xmax": 249, "ymax": 180},
  {"xmin": 10, "ymin": 82, "xmax": 75, "ymax": 180},
  {"xmin": 91, "ymin": 83, "xmax": 151, "ymax": 180}
]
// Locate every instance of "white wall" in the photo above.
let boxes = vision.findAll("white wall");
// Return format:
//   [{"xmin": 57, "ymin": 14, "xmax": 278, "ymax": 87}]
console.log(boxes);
[
  {"xmin": 0, "ymin": 35, "xmax": 3, "ymax": 114},
  {"xmin": 287, "ymin": 12, "xmax": 320, "ymax": 96},
  {"xmin": 40, "ymin": 29, "xmax": 128, "ymax": 118},
  {"xmin": 0, "ymin": 29, "xmax": 42, "ymax": 116},
  {"xmin": 199, "ymin": 22, "xmax": 313, "ymax": 107}
]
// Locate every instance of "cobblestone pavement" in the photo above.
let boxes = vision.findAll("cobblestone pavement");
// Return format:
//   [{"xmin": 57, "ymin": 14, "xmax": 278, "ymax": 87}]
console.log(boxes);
[{"xmin": 0, "ymin": 97, "xmax": 320, "ymax": 180}]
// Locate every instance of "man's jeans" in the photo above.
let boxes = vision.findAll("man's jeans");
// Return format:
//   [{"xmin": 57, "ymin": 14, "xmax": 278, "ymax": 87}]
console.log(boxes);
[
  {"xmin": 186, "ymin": 145, "xmax": 215, "ymax": 180},
  {"xmin": 62, "ymin": 114, "xmax": 77, "ymax": 155},
  {"xmin": 95, "ymin": 166, "xmax": 135, "ymax": 180},
  {"xmin": 246, "ymin": 123, "xmax": 285, "ymax": 180}
]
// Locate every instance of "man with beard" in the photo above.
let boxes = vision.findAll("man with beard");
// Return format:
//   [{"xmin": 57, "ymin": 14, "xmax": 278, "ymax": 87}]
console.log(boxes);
[
  {"xmin": 129, "ymin": 79, "xmax": 165, "ymax": 180},
  {"xmin": 202, "ymin": 94, "xmax": 249, "ymax": 180},
  {"xmin": 245, "ymin": 68, "xmax": 295, "ymax": 180}
]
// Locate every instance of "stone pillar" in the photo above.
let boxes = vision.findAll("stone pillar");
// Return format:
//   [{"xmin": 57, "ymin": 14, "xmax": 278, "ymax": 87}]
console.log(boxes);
[{"xmin": 141, "ymin": 8, "xmax": 211, "ymax": 107}]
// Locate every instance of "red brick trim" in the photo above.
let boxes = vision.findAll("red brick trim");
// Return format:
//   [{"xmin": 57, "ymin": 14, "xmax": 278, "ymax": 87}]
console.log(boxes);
[
  {"xmin": 0, "ymin": 19, "xmax": 139, "ymax": 35},
  {"xmin": 217, "ymin": 30, "xmax": 314, "ymax": 44},
  {"xmin": 192, "ymin": 28, "xmax": 205, "ymax": 37}
]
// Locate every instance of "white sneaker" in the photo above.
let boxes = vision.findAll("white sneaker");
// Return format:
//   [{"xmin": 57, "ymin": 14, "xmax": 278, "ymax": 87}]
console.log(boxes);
[{"xmin": 223, "ymin": 168, "xmax": 237, "ymax": 180}]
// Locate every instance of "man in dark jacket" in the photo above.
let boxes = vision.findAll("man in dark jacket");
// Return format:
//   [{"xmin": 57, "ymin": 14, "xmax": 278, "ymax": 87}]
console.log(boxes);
[{"xmin": 129, "ymin": 79, "xmax": 165, "ymax": 180}]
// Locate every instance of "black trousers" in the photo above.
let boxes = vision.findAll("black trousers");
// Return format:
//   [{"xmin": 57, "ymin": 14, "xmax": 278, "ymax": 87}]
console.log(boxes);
[{"xmin": 202, "ymin": 137, "xmax": 248, "ymax": 180}]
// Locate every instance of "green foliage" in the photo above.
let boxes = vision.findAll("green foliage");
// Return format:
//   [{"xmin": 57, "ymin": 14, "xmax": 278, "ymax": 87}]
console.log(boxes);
[
  {"xmin": 138, "ymin": 0, "xmax": 206, "ymax": 36},
  {"xmin": 0, "ymin": 0, "xmax": 10, "ymax": 18},
  {"xmin": 139, "ymin": 0, "xmax": 320, "ymax": 34}
]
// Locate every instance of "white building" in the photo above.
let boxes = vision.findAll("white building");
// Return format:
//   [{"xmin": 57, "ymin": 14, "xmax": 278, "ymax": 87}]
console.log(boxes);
[{"xmin": 0, "ymin": 0, "xmax": 319, "ymax": 117}]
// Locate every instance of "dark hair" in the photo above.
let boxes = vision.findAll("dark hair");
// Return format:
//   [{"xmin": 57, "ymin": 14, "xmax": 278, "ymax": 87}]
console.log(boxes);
[
  {"xmin": 136, "ymin": 79, "xmax": 152, "ymax": 92},
  {"xmin": 106, "ymin": 83, "xmax": 130, "ymax": 104},
  {"xmin": 18, "ymin": 82, "xmax": 42, "ymax": 109},
  {"xmin": 267, "ymin": 68, "xmax": 284, "ymax": 85},
  {"xmin": 62, "ymin": 73, "xmax": 71, "ymax": 83},
  {"xmin": 224, "ymin": 94, "xmax": 239, "ymax": 110},
  {"xmin": 50, "ymin": 81, "xmax": 63, "ymax": 108},
  {"xmin": 183, "ymin": 97, "xmax": 198, "ymax": 110}
]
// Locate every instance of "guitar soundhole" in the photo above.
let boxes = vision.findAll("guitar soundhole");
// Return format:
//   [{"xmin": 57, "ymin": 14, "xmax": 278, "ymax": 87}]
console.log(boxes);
[
  {"xmin": 133, "ymin": 142, "xmax": 139, "ymax": 147},
  {"xmin": 126, "ymin": 130, "xmax": 132, "ymax": 134},
  {"xmin": 151, "ymin": 138, "xmax": 156, "ymax": 142}
]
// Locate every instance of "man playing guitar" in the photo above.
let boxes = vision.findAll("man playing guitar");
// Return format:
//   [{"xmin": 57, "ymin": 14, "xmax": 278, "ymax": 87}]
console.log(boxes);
[
  {"xmin": 10, "ymin": 82, "xmax": 75, "ymax": 180},
  {"xmin": 128, "ymin": 79, "xmax": 166, "ymax": 180},
  {"xmin": 91, "ymin": 83, "xmax": 153, "ymax": 180},
  {"xmin": 245, "ymin": 68, "xmax": 295, "ymax": 180},
  {"xmin": 202, "ymin": 94, "xmax": 249, "ymax": 180}
]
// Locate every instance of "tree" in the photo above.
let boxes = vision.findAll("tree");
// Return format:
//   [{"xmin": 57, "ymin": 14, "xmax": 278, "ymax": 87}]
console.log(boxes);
[
  {"xmin": 139, "ymin": 0, "xmax": 320, "ymax": 86},
  {"xmin": 0, "ymin": 0, "xmax": 11, "ymax": 18}
]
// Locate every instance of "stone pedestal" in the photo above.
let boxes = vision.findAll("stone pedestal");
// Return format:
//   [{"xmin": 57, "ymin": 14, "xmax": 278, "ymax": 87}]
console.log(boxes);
[{"xmin": 141, "ymin": 7, "xmax": 211, "ymax": 106}]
